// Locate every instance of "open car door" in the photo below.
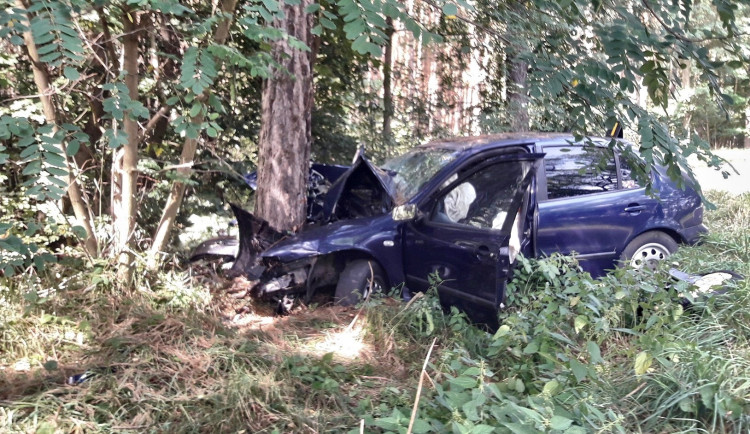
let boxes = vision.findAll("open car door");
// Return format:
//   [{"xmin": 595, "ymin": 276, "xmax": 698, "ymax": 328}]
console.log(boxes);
[{"xmin": 402, "ymin": 153, "xmax": 543, "ymax": 329}]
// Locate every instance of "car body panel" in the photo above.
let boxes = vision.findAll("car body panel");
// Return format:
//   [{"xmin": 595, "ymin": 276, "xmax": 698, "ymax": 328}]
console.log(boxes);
[
  {"xmin": 537, "ymin": 188, "xmax": 661, "ymax": 275},
  {"xmin": 402, "ymin": 153, "xmax": 543, "ymax": 327},
  {"xmin": 261, "ymin": 215, "xmax": 406, "ymax": 289},
  {"xmin": 194, "ymin": 132, "xmax": 707, "ymax": 325}
]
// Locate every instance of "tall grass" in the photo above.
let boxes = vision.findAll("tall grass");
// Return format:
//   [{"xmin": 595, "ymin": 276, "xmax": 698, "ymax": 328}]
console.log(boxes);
[{"xmin": 1, "ymin": 194, "xmax": 749, "ymax": 432}]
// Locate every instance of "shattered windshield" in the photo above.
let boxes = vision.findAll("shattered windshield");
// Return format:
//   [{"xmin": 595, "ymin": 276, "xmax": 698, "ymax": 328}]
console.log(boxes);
[{"xmin": 382, "ymin": 147, "xmax": 460, "ymax": 203}]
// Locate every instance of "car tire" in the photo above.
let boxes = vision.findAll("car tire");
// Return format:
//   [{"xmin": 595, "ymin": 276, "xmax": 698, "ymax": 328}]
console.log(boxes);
[
  {"xmin": 334, "ymin": 259, "xmax": 387, "ymax": 306},
  {"xmin": 621, "ymin": 231, "xmax": 678, "ymax": 270}
]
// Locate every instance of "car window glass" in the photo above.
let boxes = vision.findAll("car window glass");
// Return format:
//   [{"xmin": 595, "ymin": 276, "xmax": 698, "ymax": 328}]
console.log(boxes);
[
  {"xmin": 381, "ymin": 147, "xmax": 460, "ymax": 203},
  {"xmin": 431, "ymin": 161, "xmax": 532, "ymax": 230},
  {"xmin": 543, "ymin": 146, "xmax": 617, "ymax": 199},
  {"xmin": 618, "ymin": 154, "xmax": 645, "ymax": 189}
]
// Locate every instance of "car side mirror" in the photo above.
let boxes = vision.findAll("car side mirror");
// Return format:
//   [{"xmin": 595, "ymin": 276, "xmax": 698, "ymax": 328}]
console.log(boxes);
[{"xmin": 392, "ymin": 204, "xmax": 419, "ymax": 221}]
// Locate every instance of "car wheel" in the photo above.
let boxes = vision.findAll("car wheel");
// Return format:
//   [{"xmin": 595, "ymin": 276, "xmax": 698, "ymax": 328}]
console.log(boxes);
[
  {"xmin": 621, "ymin": 231, "xmax": 678, "ymax": 271},
  {"xmin": 334, "ymin": 259, "xmax": 387, "ymax": 306}
]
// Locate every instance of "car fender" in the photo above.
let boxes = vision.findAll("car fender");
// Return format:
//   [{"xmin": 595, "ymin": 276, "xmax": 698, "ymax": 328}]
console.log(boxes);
[
  {"xmin": 261, "ymin": 215, "xmax": 405, "ymax": 288},
  {"xmin": 189, "ymin": 236, "xmax": 239, "ymax": 262}
]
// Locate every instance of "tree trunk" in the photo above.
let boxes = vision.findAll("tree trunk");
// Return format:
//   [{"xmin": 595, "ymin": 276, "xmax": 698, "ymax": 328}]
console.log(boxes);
[
  {"xmin": 114, "ymin": 10, "xmax": 142, "ymax": 284},
  {"xmin": 16, "ymin": 0, "xmax": 98, "ymax": 257},
  {"xmin": 508, "ymin": 54, "xmax": 529, "ymax": 132},
  {"xmin": 254, "ymin": 0, "xmax": 314, "ymax": 232},
  {"xmin": 148, "ymin": 0, "xmax": 238, "ymax": 266},
  {"xmin": 383, "ymin": 17, "xmax": 394, "ymax": 154}
]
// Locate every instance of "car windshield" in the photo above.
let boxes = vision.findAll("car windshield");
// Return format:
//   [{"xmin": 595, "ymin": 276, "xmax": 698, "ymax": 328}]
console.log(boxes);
[{"xmin": 382, "ymin": 147, "xmax": 460, "ymax": 202}]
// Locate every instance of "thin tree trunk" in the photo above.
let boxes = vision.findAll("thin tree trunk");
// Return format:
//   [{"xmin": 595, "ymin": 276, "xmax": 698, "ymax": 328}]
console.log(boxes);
[
  {"xmin": 148, "ymin": 0, "xmax": 238, "ymax": 266},
  {"xmin": 16, "ymin": 0, "xmax": 98, "ymax": 257},
  {"xmin": 114, "ymin": 10, "xmax": 141, "ymax": 284},
  {"xmin": 254, "ymin": 0, "xmax": 314, "ymax": 232},
  {"xmin": 508, "ymin": 54, "xmax": 529, "ymax": 132},
  {"xmin": 383, "ymin": 17, "xmax": 394, "ymax": 155}
]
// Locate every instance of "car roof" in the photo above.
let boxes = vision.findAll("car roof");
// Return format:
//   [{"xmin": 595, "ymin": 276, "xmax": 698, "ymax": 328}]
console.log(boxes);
[{"xmin": 420, "ymin": 132, "xmax": 603, "ymax": 153}]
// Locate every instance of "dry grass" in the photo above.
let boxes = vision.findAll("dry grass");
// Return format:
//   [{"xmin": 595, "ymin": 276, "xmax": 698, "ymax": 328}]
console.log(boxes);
[{"xmin": 0, "ymin": 266, "xmax": 424, "ymax": 432}]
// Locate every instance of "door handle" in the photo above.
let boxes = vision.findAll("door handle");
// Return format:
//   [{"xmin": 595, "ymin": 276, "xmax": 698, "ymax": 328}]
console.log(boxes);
[
  {"xmin": 624, "ymin": 204, "xmax": 646, "ymax": 213},
  {"xmin": 475, "ymin": 245, "xmax": 496, "ymax": 260}
]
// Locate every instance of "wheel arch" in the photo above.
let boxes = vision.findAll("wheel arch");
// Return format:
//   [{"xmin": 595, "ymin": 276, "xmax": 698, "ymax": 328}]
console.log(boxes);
[
  {"xmin": 621, "ymin": 227, "xmax": 684, "ymax": 256},
  {"xmin": 306, "ymin": 249, "xmax": 392, "ymax": 298}
]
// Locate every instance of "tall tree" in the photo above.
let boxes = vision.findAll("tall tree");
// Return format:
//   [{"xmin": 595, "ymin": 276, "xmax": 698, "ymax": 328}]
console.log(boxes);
[{"xmin": 254, "ymin": 0, "xmax": 314, "ymax": 231}]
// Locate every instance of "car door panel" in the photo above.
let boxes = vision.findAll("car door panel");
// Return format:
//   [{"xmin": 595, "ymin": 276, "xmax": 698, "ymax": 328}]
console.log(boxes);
[
  {"xmin": 537, "ymin": 190, "xmax": 659, "ymax": 263},
  {"xmin": 402, "ymin": 154, "xmax": 543, "ymax": 328},
  {"xmin": 536, "ymin": 144, "xmax": 660, "ymax": 274}
]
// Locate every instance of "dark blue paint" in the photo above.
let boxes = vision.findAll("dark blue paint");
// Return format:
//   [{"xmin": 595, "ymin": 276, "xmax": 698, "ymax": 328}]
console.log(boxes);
[{"xmin": 254, "ymin": 133, "xmax": 706, "ymax": 323}]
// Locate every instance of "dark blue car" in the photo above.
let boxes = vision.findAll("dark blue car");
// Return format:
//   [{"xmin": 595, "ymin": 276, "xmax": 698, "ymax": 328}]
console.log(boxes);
[{"xmin": 203, "ymin": 133, "xmax": 706, "ymax": 326}]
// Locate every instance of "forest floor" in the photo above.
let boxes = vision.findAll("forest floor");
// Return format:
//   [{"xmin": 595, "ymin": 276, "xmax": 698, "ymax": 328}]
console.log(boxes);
[{"xmin": 2, "ymin": 157, "xmax": 750, "ymax": 432}]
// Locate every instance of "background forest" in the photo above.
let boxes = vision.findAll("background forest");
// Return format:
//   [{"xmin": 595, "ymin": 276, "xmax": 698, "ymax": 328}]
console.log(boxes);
[
  {"xmin": 0, "ymin": 0, "xmax": 748, "ymax": 275},
  {"xmin": 1, "ymin": 0, "xmax": 750, "ymax": 432}
]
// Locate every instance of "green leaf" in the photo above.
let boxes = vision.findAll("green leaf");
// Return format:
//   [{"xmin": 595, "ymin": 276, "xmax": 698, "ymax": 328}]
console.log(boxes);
[
  {"xmin": 502, "ymin": 422, "xmax": 541, "ymax": 434},
  {"xmin": 71, "ymin": 225, "xmax": 88, "ymax": 239},
  {"xmin": 66, "ymin": 140, "xmax": 80, "ymax": 156},
  {"xmin": 22, "ymin": 160, "xmax": 42, "ymax": 176},
  {"xmin": 542, "ymin": 379, "xmax": 560, "ymax": 396},
  {"xmin": 442, "ymin": 3, "xmax": 458, "ymax": 16},
  {"xmin": 449, "ymin": 375, "xmax": 477, "ymax": 390},
  {"xmin": 523, "ymin": 341, "xmax": 539, "ymax": 354},
  {"xmin": 573, "ymin": 315, "xmax": 588, "ymax": 333},
  {"xmin": 462, "ymin": 366, "xmax": 481, "ymax": 376},
  {"xmin": 569, "ymin": 359, "xmax": 587, "ymax": 382},
  {"xmin": 410, "ymin": 419, "xmax": 432, "ymax": 433},
  {"xmin": 189, "ymin": 102, "xmax": 202, "ymax": 118},
  {"xmin": 550, "ymin": 415, "xmax": 573, "ymax": 430},
  {"xmin": 587, "ymin": 341, "xmax": 604, "ymax": 364},
  {"xmin": 63, "ymin": 67, "xmax": 80, "ymax": 81},
  {"xmin": 462, "ymin": 398, "xmax": 480, "ymax": 421},
  {"xmin": 634, "ymin": 351, "xmax": 652, "ymax": 376}
]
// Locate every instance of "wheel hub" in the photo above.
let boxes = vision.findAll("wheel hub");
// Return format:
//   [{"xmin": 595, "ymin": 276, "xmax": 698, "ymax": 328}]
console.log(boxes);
[{"xmin": 630, "ymin": 242, "xmax": 671, "ymax": 270}]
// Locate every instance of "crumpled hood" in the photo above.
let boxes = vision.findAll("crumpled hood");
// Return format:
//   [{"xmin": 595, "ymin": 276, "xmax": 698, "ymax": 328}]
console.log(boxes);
[
  {"xmin": 230, "ymin": 152, "xmax": 398, "ymax": 273},
  {"xmin": 261, "ymin": 214, "xmax": 395, "ymax": 263},
  {"xmin": 319, "ymin": 153, "xmax": 397, "ymax": 223}
]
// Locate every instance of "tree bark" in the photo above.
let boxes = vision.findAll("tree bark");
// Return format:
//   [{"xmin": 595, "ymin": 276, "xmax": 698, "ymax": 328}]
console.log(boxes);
[
  {"xmin": 383, "ymin": 17, "xmax": 395, "ymax": 154},
  {"xmin": 254, "ymin": 0, "xmax": 314, "ymax": 232},
  {"xmin": 16, "ymin": 0, "xmax": 98, "ymax": 257},
  {"xmin": 508, "ymin": 54, "xmax": 529, "ymax": 132},
  {"xmin": 113, "ymin": 9, "xmax": 141, "ymax": 284},
  {"xmin": 147, "ymin": 0, "xmax": 239, "ymax": 266}
]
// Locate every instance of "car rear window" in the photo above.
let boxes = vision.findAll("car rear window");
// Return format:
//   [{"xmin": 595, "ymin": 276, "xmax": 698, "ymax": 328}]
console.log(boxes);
[{"xmin": 543, "ymin": 145, "xmax": 618, "ymax": 199}]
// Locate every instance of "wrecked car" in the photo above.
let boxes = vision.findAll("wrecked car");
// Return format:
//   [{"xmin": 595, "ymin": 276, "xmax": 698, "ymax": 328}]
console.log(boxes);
[{"xmin": 193, "ymin": 133, "xmax": 707, "ymax": 326}]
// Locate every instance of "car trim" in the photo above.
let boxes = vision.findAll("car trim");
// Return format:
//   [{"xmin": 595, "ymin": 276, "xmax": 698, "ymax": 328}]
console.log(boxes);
[{"xmin": 572, "ymin": 251, "xmax": 617, "ymax": 260}]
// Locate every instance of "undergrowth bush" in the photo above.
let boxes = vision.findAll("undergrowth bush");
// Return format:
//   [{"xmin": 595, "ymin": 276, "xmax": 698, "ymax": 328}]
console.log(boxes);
[
  {"xmin": 1, "ymin": 193, "xmax": 749, "ymax": 433},
  {"xmin": 370, "ymin": 249, "xmax": 750, "ymax": 433}
]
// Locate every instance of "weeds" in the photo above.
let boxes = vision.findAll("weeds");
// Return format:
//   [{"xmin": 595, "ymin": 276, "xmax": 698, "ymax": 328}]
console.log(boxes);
[{"xmin": 2, "ymin": 194, "xmax": 750, "ymax": 432}]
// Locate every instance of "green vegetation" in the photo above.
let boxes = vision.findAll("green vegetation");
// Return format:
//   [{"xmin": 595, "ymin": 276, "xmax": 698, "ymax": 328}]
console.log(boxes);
[{"xmin": 1, "ymin": 192, "xmax": 748, "ymax": 432}]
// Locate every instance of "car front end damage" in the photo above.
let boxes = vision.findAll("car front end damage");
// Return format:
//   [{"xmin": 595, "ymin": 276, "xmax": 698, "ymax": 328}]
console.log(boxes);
[{"xmin": 224, "ymin": 154, "xmax": 399, "ymax": 312}]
